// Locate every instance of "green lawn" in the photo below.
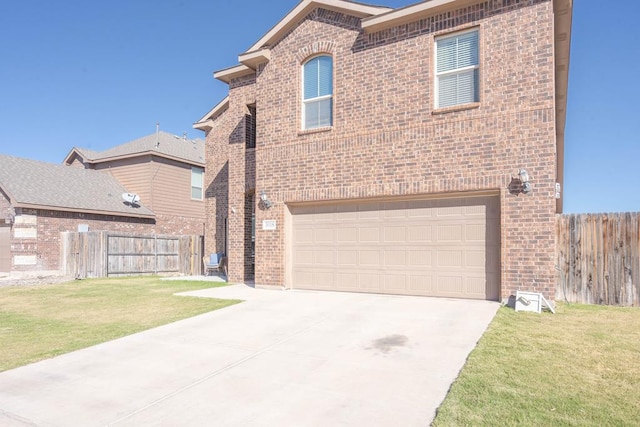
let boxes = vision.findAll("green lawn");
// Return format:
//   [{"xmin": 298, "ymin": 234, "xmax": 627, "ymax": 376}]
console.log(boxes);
[
  {"xmin": 0, "ymin": 277, "xmax": 240, "ymax": 372},
  {"xmin": 433, "ymin": 303, "xmax": 640, "ymax": 426}
]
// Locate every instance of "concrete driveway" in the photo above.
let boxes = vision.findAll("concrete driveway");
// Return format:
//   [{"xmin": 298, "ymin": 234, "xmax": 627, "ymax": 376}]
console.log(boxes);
[{"xmin": 0, "ymin": 285, "xmax": 498, "ymax": 426}]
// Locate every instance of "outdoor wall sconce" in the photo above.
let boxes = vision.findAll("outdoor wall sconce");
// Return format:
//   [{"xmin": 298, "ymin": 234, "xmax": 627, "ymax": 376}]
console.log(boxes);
[
  {"xmin": 518, "ymin": 169, "xmax": 532, "ymax": 194},
  {"xmin": 260, "ymin": 191, "xmax": 273, "ymax": 209},
  {"xmin": 4, "ymin": 214, "xmax": 15, "ymax": 225},
  {"xmin": 508, "ymin": 169, "xmax": 533, "ymax": 196}
]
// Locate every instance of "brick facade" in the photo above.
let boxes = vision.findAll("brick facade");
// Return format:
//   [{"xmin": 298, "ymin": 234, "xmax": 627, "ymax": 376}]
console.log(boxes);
[
  {"xmin": 203, "ymin": 0, "xmax": 561, "ymax": 300},
  {"xmin": 3, "ymin": 202, "xmax": 203, "ymax": 272}
]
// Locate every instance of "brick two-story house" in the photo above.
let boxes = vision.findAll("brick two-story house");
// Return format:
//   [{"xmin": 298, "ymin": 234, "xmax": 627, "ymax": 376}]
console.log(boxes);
[
  {"xmin": 195, "ymin": 0, "xmax": 572, "ymax": 301},
  {"xmin": 0, "ymin": 131, "xmax": 206, "ymax": 274},
  {"xmin": 64, "ymin": 131, "xmax": 206, "ymax": 236}
]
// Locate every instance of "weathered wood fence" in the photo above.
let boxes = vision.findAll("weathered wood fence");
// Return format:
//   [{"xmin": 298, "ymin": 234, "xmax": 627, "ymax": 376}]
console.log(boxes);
[
  {"xmin": 556, "ymin": 213, "xmax": 639, "ymax": 306},
  {"xmin": 61, "ymin": 232, "xmax": 203, "ymax": 278}
]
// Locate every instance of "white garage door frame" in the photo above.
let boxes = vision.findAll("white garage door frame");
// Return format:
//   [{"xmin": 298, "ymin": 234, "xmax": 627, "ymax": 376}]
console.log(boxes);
[{"xmin": 285, "ymin": 192, "xmax": 501, "ymax": 300}]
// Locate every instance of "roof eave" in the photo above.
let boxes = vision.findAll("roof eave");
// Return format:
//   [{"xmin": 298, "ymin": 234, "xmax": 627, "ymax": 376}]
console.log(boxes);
[
  {"xmin": 194, "ymin": 96, "xmax": 230, "ymax": 129},
  {"xmin": 554, "ymin": 0, "xmax": 573, "ymax": 213},
  {"xmin": 214, "ymin": 64, "xmax": 255, "ymax": 84},
  {"xmin": 89, "ymin": 151, "xmax": 205, "ymax": 168},
  {"xmin": 246, "ymin": 0, "xmax": 391, "ymax": 52},
  {"xmin": 362, "ymin": 0, "xmax": 479, "ymax": 32},
  {"xmin": 62, "ymin": 147, "xmax": 87, "ymax": 166},
  {"xmin": 239, "ymin": 48, "xmax": 272, "ymax": 69},
  {"xmin": 11, "ymin": 202, "xmax": 156, "ymax": 220}
]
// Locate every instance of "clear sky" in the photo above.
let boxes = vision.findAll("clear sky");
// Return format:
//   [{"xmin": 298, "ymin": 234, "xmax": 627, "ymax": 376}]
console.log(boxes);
[{"xmin": 0, "ymin": 1, "xmax": 637, "ymax": 214}]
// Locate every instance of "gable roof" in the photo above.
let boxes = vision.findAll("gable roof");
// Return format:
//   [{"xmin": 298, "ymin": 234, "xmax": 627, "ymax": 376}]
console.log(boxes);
[
  {"xmin": 0, "ymin": 154, "xmax": 155, "ymax": 218},
  {"xmin": 193, "ymin": 96, "xmax": 229, "ymax": 131},
  {"xmin": 247, "ymin": 0, "xmax": 391, "ymax": 52},
  {"xmin": 64, "ymin": 131, "xmax": 205, "ymax": 167},
  {"xmin": 214, "ymin": 0, "xmax": 391, "ymax": 83}
]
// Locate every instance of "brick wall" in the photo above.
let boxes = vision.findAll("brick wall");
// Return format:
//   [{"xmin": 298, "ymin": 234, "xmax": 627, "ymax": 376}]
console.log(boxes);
[
  {"xmin": 8, "ymin": 208, "xmax": 202, "ymax": 272},
  {"xmin": 205, "ymin": 0, "xmax": 558, "ymax": 300}
]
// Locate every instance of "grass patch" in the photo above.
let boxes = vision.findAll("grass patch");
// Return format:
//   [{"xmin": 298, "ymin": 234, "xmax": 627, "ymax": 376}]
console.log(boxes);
[
  {"xmin": 0, "ymin": 277, "xmax": 240, "ymax": 372},
  {"xmin": 433, "ymin": 303, "xmax": 640, "ymax": 426}
]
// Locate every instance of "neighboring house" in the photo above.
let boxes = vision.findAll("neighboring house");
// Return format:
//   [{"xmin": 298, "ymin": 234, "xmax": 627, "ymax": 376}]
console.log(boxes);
[
  {"xmin": 0, "ymin": 154, "xmax": 155, "ymax": 273},
  {"xmin": 64, "ymin": 131, "xmax": 206, "ymax": 236},
  {"xmin": 194, "ymin": 0, "xmax": 572, "ymax": 301}
]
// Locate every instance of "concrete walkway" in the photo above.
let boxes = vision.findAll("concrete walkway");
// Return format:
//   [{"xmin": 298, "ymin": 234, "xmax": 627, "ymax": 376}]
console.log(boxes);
[{"xmin": 0, "ymin": 285, "xmax": 499, "ymax": 426}]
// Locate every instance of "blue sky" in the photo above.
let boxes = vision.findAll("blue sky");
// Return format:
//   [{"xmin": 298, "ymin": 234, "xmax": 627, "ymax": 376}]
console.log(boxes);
[{"xmin": 0, "ymin": 1, "xmax": 637, "ymax": 213}]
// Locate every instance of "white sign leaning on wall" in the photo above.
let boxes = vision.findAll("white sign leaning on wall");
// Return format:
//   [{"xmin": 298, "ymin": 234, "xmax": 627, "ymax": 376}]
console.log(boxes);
[{"xmin": 262, "ymin": 220, "xmax": 277, "ymax": 231}]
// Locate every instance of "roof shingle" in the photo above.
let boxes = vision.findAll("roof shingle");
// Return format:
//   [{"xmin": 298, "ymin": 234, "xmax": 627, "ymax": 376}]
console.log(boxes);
[
  {"xmin": 0, "ymin": 154, "xmax": 154, "ymax": 218},
  {"xmin": 75, "ymin": 131, "xmax": 205, "ymax": 166}
]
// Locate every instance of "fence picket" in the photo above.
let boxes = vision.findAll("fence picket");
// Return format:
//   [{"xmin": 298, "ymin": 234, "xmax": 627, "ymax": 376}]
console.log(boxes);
[
  {"xmin": 61, "ymin": 231, "xmax": 202, "ymax": 278},
  {"xmin": 556, "ymin": 213, "xmax": 639, "ymax": 306}
]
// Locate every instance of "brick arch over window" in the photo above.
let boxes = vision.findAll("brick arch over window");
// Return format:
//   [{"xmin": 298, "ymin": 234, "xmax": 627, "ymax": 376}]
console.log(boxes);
[{"xmin": 296, "ymin": 41, "xmax": 336, "ymax": 64}]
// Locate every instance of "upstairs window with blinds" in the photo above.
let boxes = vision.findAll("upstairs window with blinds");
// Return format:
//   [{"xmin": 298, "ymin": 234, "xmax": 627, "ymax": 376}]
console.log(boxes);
[
  {"xmin": 302, "ymin": 55, "xmax": 333, "ymax": 130},
  {"xmin": 435, "ymin": 29, "xmax": 479, "ymax": 109},
  {"xmin": 191, "ymin": 166, "xmax": 204, "ymax": 200}
]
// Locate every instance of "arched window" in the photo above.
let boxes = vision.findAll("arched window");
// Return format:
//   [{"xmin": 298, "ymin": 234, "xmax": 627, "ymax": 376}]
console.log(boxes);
[{"xmin": 302, "ymin": 55, "xmax": 333, "ymax": 130}]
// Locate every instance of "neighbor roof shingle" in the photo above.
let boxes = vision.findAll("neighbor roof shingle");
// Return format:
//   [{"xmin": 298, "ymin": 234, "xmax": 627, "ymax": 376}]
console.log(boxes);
[
  {"xmin": 74, "ymin": 131, "xmax": 205, "ymax": 166},
  {"xmin": 0, "ymin": 154, "xmax": 154, "ymax": 218}
]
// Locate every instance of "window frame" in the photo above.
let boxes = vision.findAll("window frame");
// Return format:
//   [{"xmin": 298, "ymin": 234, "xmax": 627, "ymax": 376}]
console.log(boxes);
[
  {"xmin": 301, "ymin": 54, "xmax": 333, "ymax": 131},
  {"xmin": 434, "ymin": 28, "xmax": 480, "ymax": 110},
  {"xmin": 191, "ymin": 166, "xmax": 204, "ymax": 201}
]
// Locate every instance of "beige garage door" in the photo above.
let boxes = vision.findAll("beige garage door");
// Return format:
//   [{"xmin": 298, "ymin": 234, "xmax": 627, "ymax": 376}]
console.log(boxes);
[
  {"xmin": 0, "ymin": 226, "xmax": 10, "ymax": 273},
  {"xmin": 291, "ymin": 196, "xmax": 500, "ymax": 300}
]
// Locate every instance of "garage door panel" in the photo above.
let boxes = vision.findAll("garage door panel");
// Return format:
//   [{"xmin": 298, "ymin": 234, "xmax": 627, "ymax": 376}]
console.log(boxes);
[
  {"xmin": 359, "ymin": 273, "xmax": 382, "ymax": 290},
  {"xmin": 294, "ymin": 270, "xmax": 315, "ymax": 286},
  {"xmin": 438, "ymin": 276, "xmax": 463, "ymax": 294},
  {"xmin": 314, "ymin": 228, "xmax": 335, "ymax": 242},
  {"xmin": 384, "ymin": 274, "xmax": 407, "ymax": 291},
  {"xmin": 359, "ymin": 250, "xmax": 381, "ymax": 266},
  {"xmin": 465, "ymin": 224, "xmax": 486, "ymax": 241},
  {"xmin": 409, "ymin": 250, "xmax": 432, "ymax": 267},
  {"xmin": 407, "ymin": 225, "xmax": 433, "ymax": 242},
  {"xmin": 437, "ymin": 224, "xmax": 463, "ymax": 242},
  {"xmin": 359, "ymin": 228, "xmax": 380, "ymax": 242},
  {"xmin": 384, "ymin": 226, "xmax": 406, "ymax": 242},
  {"xmin": 291, "ymin": 196, "xmax": 500, "ymax": 300},
  {"xmin": 294, "ymin": 250, "xmax": 314, "ymax": 265},
  {"xmin": 337, "ymin": 273, "xmax": 358, "ymax": 289},
  {"xmin": 314, "ymin": 250, "xmax": 335, "ymax": 266},
  {"xmin": 337, "ymin": 250, "xmax": 357, "ymax": 266},
  {"xmin": 410, "ymin": 275, "xmax": 433, "ymax": 292},
  {"xmin": 314, "ymin": 272, "xmax": 335, "ymax": 288},
  {"xmin": 466, "ymin": 277, "xmax": 486, "ymax": 296},
  {"xmin": 437, "ymin": 250, "xmax": 463, "ymax": 268},
  {"xmin": 294, "ymin": 228, "xmax": 314, "ymax": 243},
  {"xmin": 384, "ymin": 250, "xmax": 407, "ymax": 267},
  {"xmin": 437, "ymin": 206, "xmax": 463, "ymax": 217},
  {"xmin": 337, "ymin": 227, "xmax": 357, "ymax": 242}
]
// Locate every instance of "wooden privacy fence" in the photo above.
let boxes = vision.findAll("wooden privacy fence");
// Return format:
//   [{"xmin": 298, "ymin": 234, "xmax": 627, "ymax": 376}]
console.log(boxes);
[
  {"xmin": 556, "ymin": 213, "xmax": 639, "ymax": 306},
  {"xmin": 61, "ymin": 232, "xmax": 203, "ymax": 278}
]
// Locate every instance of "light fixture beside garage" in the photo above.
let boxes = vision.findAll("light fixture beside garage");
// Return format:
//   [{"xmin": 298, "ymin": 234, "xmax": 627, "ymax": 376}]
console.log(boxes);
[
  {"xmin": 260, "ymin": 191, "xmax": 272, "ymax": 209},
  {"xmin": 518, "ymin": 169, "xmax": 532, "ymax": 194},
  {"xmin": 4, "ymin": 214, "xmax": 14, "ymax": 225}
]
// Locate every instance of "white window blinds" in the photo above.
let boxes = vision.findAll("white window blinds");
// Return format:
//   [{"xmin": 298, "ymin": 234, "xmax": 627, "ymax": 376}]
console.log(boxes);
[
  {"xmin": 303, "ymin": 56, "xmax": 333, "ymax": 129},
  {"xmin": 436, "ymin": 30, "xmax": 479, "ymax": 108}
]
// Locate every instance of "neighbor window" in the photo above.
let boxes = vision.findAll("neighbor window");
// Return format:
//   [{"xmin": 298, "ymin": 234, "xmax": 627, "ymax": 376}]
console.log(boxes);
[
  {"xmin": 302, "ymin": 55, "xmax": 333, "ymax": 130},
  {"xmin": 191, "ymin": 166, "xmax": 204, "ymax": 200},
  {"xmin": 435, "ymin": 29, "xmax": 479, "ymax": 109}
]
